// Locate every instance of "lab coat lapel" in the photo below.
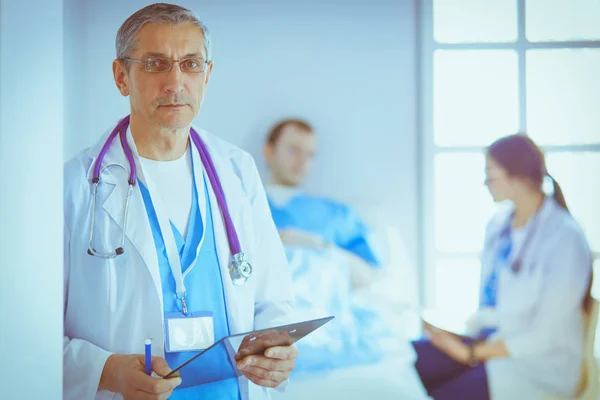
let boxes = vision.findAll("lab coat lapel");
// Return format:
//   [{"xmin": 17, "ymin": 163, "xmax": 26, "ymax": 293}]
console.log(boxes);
[
  {"xmin": 195, "ymin": 131, "xmax": 246, "ymax": 335},
  {"xmin": 86, "ymin": 125, "xmax": 163, "ymax": 304}
]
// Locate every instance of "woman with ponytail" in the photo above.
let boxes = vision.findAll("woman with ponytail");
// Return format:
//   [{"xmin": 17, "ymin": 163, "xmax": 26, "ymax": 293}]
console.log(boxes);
[{"xmin": 412, "ymin": 134, "xmax": 593, "ymax": 399}]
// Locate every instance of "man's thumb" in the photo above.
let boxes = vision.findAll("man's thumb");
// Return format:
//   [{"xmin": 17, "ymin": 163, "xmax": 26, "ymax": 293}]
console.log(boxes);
[{"xmin": 151, "ymin": 356, "xmax": 173, "ymax": 377}]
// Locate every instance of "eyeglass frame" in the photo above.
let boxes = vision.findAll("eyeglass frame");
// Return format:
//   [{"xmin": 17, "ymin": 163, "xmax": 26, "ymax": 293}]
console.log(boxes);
[{"xmin": 121, "ymin": 56, "xmax": 210, "ymax": 73}]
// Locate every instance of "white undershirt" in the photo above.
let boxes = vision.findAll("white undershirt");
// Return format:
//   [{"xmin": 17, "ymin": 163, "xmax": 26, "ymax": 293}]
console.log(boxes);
[{"xmin": 139, "ymin": 148, "xmax": 194, "ymax": 239}]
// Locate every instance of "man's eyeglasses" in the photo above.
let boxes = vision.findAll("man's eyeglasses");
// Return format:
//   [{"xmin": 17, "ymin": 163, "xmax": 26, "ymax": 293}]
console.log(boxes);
[{"xmin": 122, "ymin": 57, "xmax": 208, "ymax": 73}]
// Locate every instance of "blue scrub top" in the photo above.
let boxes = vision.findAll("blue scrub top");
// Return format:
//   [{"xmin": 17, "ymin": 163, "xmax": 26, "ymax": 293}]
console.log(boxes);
[
  {"xmin": 139, "ymin": 162, "xmax": 241, "ymax": 399},
  {"xmin": 268, "ymin": 194, "xmax": 381, "ymax": 266}
]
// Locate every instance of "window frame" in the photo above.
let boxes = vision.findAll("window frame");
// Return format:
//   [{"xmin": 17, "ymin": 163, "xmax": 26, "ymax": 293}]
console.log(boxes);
[{"xmin": 419, "ymin": 0, "xmax": 600, "ymax": 309}]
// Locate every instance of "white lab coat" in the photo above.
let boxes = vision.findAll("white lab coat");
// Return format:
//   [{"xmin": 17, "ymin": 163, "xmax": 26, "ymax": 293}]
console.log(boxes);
[
  {"xmin": 63, "ymin": 122, "xmax": 295, "ymax": 400},
  {"xmin": 474, "ymin": 197, "xmax": 592, "ymax": 400}
]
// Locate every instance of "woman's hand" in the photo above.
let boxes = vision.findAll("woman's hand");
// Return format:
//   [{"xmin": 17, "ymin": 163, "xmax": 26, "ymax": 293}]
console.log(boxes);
[{"xmin": 423, "ymin": 321, "xmax": 470, "ymax": 364}]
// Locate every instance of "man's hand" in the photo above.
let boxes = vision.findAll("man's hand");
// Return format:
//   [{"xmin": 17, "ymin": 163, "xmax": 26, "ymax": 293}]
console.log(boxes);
[
  {"xmin": 99, "ymin": 354, "xmax": 182, "ymax": 400},
  {"xmin": 235, "ymin": 345, "xmax": 299, "ymax": 388},
  {"xmin": 338, "ymin": 249, "xmax": 377, "ymax": 289},
  {"xmin": 279, "ymin": 229, "xmax": 377, "ymax": 289}
]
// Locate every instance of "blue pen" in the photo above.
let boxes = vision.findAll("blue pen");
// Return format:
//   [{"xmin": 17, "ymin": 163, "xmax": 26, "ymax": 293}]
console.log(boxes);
[{"xmin": 145, "ymin": 339, "xmax": 152, "ymax": 375}]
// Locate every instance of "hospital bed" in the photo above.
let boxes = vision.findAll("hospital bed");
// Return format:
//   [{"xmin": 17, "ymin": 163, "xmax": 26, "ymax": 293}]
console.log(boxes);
[
  {"xmin": 271, "ymin": 207, "xmax": 429, "ymax": 399},
  {"xmin": 270, "ymin": 356, "xmax": 429, "ymax": 400}
]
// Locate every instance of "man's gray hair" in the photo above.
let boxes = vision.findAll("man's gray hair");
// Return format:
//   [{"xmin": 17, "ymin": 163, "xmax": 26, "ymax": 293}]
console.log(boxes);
[{"xmin": 116, "ymin": 3, "xmax": 211, "ymax": 61}]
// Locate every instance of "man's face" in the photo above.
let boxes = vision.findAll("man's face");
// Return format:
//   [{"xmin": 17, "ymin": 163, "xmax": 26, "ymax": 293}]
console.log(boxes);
[
  {"xmin": 113, "ymin": 22, "xmax": 212, "ymax": 130},
  {"xmin": 265, "ymin": 125, "xmax": 316, "ymax": 187}
]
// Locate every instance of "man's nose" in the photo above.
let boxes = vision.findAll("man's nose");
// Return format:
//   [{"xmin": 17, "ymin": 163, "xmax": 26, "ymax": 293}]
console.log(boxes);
[{"xmin": 164, "ymin": 62, "xmax": 185, "ymax": 93}]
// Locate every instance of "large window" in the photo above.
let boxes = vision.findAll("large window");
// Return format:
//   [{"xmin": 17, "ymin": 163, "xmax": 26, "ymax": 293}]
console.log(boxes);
[{"xmin": 420, "ymin": 1, "xmax": 600, "ymax": 324}]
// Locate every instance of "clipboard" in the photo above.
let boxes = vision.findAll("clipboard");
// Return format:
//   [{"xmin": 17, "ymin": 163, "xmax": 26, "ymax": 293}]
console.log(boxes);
[{"xmin": 163, "ymin": 316, "xmax": 334, "ymax": 386}]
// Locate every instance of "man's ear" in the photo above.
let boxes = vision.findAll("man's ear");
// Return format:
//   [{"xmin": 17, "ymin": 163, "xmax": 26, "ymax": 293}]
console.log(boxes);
[
  {"xmin": 204, "ymin": 60, "xmax": 214, "ymax": 85},
  {"xmin": 112, "ymin": 59, "xmax": 130, "ymax": 96},
  {"xmin": 263, "ymin": 143, "xmax": 273, "ymax": 162}
]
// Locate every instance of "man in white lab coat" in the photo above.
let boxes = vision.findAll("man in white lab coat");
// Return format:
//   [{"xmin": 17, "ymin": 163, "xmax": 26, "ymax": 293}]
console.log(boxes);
[{"xmin": 63, "ymin": 4, "xmax": 296, "ymax": 400}]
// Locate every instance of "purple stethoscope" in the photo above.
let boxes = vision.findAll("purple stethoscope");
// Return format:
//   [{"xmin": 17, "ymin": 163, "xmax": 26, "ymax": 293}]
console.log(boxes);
[{"xmin": 87, "ymin": 115, "xmax": 252, "ymax": 285}]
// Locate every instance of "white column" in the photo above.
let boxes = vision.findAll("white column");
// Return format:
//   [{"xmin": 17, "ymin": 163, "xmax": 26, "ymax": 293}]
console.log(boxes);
[{"xmin": 0, "ymin": 1, "xmax": 64, "ymax": 399}]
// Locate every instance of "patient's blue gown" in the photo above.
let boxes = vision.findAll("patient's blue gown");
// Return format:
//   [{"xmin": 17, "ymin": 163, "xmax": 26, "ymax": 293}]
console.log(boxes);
[
  {"xmin": 268, "ymin": 193, "xmax": 382, "ymax": 266},
  {"xmin": 267, "ymin": 190, "xmax": 392, "ymax": 372}
]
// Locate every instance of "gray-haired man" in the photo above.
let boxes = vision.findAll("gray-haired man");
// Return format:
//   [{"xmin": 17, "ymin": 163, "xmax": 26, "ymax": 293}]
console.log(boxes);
[{"xmin": 63, "ymin": 3, "xmax": 297, "ymax": 399}]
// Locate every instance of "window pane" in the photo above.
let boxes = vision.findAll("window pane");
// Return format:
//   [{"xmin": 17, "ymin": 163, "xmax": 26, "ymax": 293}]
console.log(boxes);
[
  {"xmin": 526, "ymin": 0, "xmax": 600, "ymax": 42},
  {"xmin": 545, "ymin": 152, "xmax": 600, "ymax": 253},
  {"xmin": 434, "ymin": 153, "xmax": 497, "ymax": 252},
  {"xmin": 435, "ymin": 258, "xmax": 481, "ymax": 314},
  {"xmin": 434, "ymin": 50, "xmax": 519, "ymax": 147},
  {"xmin": 433, "ymin": 0, "xmax": 518, "ymax": 43},
  {"xmin": 527, "ymin": 49, "xmax": 600, "ymax": 146}
]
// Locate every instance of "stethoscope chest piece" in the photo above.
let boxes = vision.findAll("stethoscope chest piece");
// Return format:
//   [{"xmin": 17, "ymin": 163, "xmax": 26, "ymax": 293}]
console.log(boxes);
[{"xmin": 229, "ymin": 252, "xmax": 252, "ymax": 285}]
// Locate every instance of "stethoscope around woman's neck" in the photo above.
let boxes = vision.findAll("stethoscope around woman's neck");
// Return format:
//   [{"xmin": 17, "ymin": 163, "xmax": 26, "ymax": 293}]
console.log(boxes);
[
  {"xmin": 497, "ymin": 200, "xmax": 545, "ymax": 273},
  {"xmin": 87, "ymin": 115, "xmax": 253, "ymax": 285}
]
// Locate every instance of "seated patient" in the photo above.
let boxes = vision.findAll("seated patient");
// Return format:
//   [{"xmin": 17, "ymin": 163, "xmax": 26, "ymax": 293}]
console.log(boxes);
[
  {"xmin": 263, "ymin": 118, "xmax": 382, "ymax": 289},
  {"xmin": 262, "ymin": 119, "xmax": 399, "ymax": 371}
]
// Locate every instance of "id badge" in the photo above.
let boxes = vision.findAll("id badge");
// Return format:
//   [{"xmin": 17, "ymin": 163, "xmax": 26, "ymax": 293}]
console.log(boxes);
[{"xmin": 164, "ymin": 311, "xmax": 215, "ymax": 353}]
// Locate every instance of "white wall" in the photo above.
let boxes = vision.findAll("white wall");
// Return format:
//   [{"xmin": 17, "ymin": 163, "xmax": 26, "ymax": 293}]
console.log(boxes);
[
  {"xmin": 0, "ymin": 1, "xmax": 64, "ymax": 399},
  {"xmin": 64, "ymin": 0, "xmax": 419, "ymax": 268}
]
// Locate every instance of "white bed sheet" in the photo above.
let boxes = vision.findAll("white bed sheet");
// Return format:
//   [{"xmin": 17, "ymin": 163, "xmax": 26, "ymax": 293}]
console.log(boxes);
[{"xmin": 270, "ymin": 357, "xmax": 430, "ymax": 400}]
